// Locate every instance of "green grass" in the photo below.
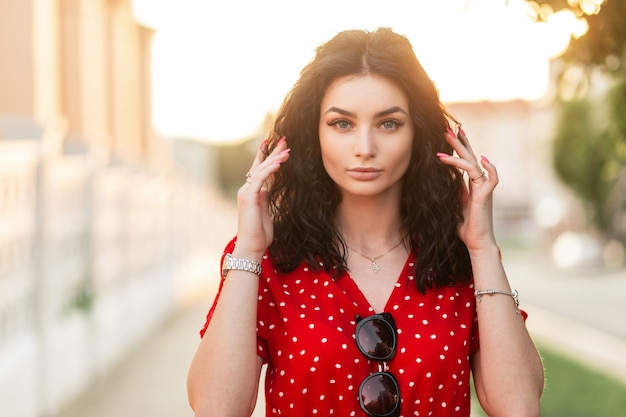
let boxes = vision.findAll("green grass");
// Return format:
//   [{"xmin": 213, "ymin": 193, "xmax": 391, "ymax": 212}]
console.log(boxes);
[
  {"xmin": 539, "ymin": 344, "xmax": 626, "ymax": 417},
  {"xmin": 471, "ymin": 343, "xmax": 626, "ymax": 417}
]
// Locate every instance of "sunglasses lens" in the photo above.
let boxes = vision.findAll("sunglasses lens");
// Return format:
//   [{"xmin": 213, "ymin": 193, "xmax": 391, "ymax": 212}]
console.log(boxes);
[
  {"xmin": 357, "ymin": 318, "xmax": 395, "ymax": 360},
  {"xmin": 360, "ymin": 373, "xmax": 400, "ymax": 416}
]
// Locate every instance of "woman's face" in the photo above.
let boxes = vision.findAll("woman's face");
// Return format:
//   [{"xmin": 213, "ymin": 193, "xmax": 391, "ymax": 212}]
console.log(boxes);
[{"xmin": 318, "ymin": 74, "xmax": 414, "ymax": 201}]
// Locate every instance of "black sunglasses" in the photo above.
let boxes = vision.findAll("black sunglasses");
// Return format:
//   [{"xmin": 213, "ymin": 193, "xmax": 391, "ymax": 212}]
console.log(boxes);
[{"xmin": 355, "ymin": 313, "xmax": 401, "ymax": 417}]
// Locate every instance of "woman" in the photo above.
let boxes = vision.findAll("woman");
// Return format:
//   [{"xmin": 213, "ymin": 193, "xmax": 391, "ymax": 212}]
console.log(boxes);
[{"xmin": 187, "ymin": 28, "xmax": 544, "ymax": 417}]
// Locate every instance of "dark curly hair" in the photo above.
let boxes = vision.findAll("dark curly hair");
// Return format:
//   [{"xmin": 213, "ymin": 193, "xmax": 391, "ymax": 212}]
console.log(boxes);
[{"xmin": 264, "ymin": 28, "xmax": 471, "ymax": 292}]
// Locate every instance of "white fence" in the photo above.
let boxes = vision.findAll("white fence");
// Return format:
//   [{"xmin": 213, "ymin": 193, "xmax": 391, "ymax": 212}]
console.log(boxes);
[{"xmin": 0, "ymin": 133, "xmax": 232, "ymax": 417}]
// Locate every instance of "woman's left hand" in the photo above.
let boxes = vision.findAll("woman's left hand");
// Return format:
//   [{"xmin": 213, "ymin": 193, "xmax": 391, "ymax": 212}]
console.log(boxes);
[{"xmin": 436, "ymin": 127, "xmax": 499, "ymax": 251}]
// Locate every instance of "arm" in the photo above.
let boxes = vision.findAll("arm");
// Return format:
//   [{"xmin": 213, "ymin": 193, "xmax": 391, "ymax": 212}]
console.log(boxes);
[
  {"xmin": 187, "ymin": 138, "xmax": 290, "ymax": 417},
  {"xmin": 469, "ymin": 247, "xmax": 544, "ymax": 417},
  {"xmin": 438, "ymin": 128, "xmax": 544, "ymax": 416}
]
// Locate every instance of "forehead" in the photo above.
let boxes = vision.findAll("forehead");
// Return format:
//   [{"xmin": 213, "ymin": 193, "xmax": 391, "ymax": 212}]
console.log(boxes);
[{"xmin": 321, "ymin": 74, "xmax": 409, "ymax": 110}]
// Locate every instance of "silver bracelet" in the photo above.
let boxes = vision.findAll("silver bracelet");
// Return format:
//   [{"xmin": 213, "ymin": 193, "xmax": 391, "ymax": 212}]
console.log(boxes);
[
  {"xmin": 221, "ymin": 254, "xmax": 263, "ymax": 278},
  {"xmin": 474, "ymin": 289, "xmax": 520, "ymax": 314}
]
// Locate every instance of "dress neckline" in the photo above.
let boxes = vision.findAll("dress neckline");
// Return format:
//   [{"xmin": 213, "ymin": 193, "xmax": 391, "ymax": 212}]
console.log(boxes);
[{"xmin": 341, "ymin": 253, "xmax": 414, "ymax": 314}]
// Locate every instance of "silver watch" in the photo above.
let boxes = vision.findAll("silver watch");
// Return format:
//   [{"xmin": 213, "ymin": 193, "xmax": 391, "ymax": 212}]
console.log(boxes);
[{"xmin": 222, "ymin": 254, "xmax": 263, "ymax": 277}]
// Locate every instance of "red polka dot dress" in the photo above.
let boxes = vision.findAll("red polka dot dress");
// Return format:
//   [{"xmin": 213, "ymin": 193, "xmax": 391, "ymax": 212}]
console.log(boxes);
[{"xmin": 201, "ymin": 239, "xmax": 479, "ymax": 416}]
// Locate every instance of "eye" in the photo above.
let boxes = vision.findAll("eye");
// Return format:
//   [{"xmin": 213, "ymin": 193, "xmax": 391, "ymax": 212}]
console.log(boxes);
[
  {"xmin": 328, "ymin": 119, "xmax": 353, "ymax": 130},
  {"xmin": 379, "ymin": 119, "xmax": 403, "ymax": 130}
]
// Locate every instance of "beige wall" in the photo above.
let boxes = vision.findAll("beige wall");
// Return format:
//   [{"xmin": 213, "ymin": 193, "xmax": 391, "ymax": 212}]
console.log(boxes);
[
  {"xmin": 0, "ymin": 0, "xmax": 155, "ymax": 159},
  {"xmin": 0, "ymin": 1, "xmax": 37, "ymax": 115}
]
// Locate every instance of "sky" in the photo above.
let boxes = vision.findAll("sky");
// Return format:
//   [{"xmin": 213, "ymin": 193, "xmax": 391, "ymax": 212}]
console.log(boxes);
[{"xmin": 132, "ymin": 0, "xmax": 582, "ymax": 142}]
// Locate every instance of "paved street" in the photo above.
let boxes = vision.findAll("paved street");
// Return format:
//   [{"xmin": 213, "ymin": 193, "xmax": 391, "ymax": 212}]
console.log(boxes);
[{"xmin": 57, "ymin": 248, "xmax": 626, "ymax": 417}]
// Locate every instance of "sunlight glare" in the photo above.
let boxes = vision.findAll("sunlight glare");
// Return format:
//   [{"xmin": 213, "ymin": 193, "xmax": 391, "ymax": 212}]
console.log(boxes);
[{"xmin": 133, "ymin": 0, "xmax": 584, "ymax": 142}]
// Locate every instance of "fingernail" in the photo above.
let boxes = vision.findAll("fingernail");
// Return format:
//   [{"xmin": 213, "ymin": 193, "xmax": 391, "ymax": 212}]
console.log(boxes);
[
  {"xmin": 481, "ymin": 155, "xmax": 490, "ymax": 164},
  {"xmin": 436, "ymin": 152, "xmax": 450, "ymax": 158},
  {"xmin": 446, "ymin": 128, "xmax": 455, "ymax": 137}
]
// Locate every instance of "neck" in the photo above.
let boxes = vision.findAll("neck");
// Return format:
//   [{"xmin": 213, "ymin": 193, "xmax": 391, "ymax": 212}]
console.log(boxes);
[{"xmin": 336, "ymin": 198, "xmax": 403, "ymax": 251}]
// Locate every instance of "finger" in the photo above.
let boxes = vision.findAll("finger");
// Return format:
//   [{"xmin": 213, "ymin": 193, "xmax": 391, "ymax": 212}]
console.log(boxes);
[
  {"xmin": 469, "ymin": 171, "xmax": 487, "ymax": 185},
  {"xmin": 445, "ymin": 127, "xmax": 479, "ymax": 164},
  {"xmin": 248, "ymin": 139, "xmax": 271, "ymax": 173},
  {"xmin": 436, "ymin": 152, "xmax": 485, "ymax": 183},
  {"xmin": 244, "ymin": 138, "xmax": 290, "ymax": 190},
  {"xmin": 479, "ymin": 155, "xmax": 499, "ymax": 186}
]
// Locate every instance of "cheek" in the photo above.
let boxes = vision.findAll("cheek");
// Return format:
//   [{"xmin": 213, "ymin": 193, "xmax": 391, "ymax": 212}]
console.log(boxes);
[
  {"xmin": 320, "ymin": 143, "xmax": 339, "ymax": 176},
  {"xmin": 389, "ymin": 144, "xmax": 413, "ymax": 176},
  {"xmin": 319, "ymin": 133, "xmax": 340, "ymax": 172}
]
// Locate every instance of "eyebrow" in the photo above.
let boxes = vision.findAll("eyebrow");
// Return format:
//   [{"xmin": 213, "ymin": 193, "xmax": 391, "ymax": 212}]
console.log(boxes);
[{"xmin": 323, "ymin": 106, "xmax": 408, "ymax": 118}]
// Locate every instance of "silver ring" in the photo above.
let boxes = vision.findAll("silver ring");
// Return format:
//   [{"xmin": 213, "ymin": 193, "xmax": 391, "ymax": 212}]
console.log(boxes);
[{"xmin": 471, "ymin": 171, "xmax": 486, "ymax": 182}]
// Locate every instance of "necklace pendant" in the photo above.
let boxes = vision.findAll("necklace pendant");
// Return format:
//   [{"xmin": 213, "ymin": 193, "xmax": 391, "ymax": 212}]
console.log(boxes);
[{"xmin": 371, "ymin": 259, "xmax": 380, "ymax": 273}]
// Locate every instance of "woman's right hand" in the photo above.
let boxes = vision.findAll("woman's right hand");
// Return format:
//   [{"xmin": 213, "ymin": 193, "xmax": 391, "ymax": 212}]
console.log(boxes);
[{"xmin": 234, "ymin": 136, "xmax": 290, "ymax": 259}]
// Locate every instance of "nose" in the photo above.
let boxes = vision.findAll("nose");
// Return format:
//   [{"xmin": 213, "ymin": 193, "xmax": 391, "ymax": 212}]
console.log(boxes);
[{"xmin": 354, "ymin": 127, "xmax": 375, "ymax": 158}]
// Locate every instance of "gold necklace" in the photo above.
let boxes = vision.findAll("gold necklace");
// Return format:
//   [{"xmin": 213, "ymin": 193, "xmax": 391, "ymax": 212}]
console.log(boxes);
[{"xmin": 346, "ymin": 240, "xmax": 404, "ymax": 273}]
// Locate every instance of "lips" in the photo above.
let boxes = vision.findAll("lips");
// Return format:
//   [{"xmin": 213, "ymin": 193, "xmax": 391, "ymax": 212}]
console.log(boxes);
[{"xmin": 347, "ymin": 167, "xmax": 383, "ymax": 181}]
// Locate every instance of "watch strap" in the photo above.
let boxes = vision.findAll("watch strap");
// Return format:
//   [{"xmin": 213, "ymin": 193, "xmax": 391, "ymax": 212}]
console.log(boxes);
[{"xmin": 222, "ymin": 254, "xmax": 263, "ymax": 277}]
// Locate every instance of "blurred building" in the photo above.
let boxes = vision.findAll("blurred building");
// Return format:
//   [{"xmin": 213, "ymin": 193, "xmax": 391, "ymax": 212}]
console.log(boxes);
[
  {"xmin": 0, "ymin": 0, "xmax": 156, "ymax": 157},
  {"xmin": 0, "ymin": 1, "xmax": 230, "ymax": 417}
]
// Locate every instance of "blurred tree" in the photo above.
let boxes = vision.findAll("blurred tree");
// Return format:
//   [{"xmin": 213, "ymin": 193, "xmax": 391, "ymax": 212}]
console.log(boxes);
[
  {"xmin": 524, "ymin": 0, "xmax": 625, "ymax": 73},
  {"xmin": 525, "ymin": 0, "xmax": 626, "ymax": 244}
]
